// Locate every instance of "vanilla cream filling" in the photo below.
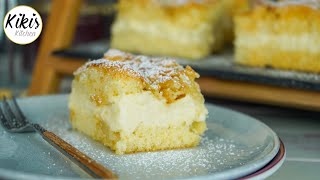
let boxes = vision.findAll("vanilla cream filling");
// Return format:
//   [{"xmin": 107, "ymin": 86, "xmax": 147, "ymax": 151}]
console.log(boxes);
[
  {"xmin": 97, "ymin": 92, "xmax": 207, "ymax": 135},
  {"xmin": 236, "ymin": 33, "xmax": 320, "ymax": 53},
  {"xmin": 112, "ymin": 19, "xmax": 213, "ymax": 44}
]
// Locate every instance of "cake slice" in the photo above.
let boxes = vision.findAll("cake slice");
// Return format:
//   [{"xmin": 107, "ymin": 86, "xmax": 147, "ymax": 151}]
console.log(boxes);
[
  {"xmin": 111, "ymin": 0, "xmax": 248, "ymax": 59},
  {"xmin": 235, "ymin": 0, "xmax": 320, "ymax": 73},
  {"xmin": 69, "ymin": 49, "xmax": 208, "ymax": 154}
]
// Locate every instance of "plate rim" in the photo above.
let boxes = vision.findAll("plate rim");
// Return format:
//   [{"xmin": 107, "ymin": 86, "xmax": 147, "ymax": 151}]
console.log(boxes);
[
  {"xmin": 240, "ymin": 139, "xmax": 286, "ymax": 180},
  {"xmin": 0, "ymin": 95, "xmax": 280, "ymax": 180},
  {"xmin": 184, "ymin": 103, "xmax": 280, "ymax": 180}
]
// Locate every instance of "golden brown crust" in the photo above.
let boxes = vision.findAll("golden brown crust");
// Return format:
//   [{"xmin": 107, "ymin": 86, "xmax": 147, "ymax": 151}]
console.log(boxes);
[
  {"xmin": 117, "ymin": 0, "xmax": 220, "ymax": 28},
  {"xmin": 238, "ymin": 2, "xmax": 320, "ymax": 26},
  {"xmin": 75, "ymin": 49, "xmax": 202, "ymax": 103},
  {"xmin": 235, "ymin": 5, "xmax": 320, "ymax": 40}
]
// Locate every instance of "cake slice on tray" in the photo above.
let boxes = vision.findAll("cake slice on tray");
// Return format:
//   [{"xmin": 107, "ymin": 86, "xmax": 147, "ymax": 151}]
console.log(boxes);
[
  {"xmin": 69, "ymin": 49, "xmax": 208, "ymax": 154},
  {"xmin": 235, "ymin": 0, "xmax": 320, "ymax": 73},
  {"xmin": 111, "ymin": 0, "xmax": 248, "ymax": 59}
]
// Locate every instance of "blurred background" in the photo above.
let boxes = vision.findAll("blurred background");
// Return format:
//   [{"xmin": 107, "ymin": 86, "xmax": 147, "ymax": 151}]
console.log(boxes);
[{"xmin": 0, "ymin": 0, "xmax": 115, "ymax": 96}]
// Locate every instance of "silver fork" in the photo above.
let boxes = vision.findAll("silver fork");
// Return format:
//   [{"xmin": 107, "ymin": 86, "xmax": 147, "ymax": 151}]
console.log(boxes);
[{"xmin": 0, "ymin": 97, "xmax": 117, "ymax": 179}]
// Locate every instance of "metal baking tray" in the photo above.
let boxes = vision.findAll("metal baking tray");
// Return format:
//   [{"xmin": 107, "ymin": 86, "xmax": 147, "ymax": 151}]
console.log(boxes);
[{"xmin": 53, "ymin": 40, "xmax": 320, "ymax": 91}]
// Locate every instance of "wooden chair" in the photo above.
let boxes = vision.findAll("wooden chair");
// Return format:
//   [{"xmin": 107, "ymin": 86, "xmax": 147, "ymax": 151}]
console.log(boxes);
[{"xmin": 27, "ymin": 0, "xmax": 85, "ymax": 95}]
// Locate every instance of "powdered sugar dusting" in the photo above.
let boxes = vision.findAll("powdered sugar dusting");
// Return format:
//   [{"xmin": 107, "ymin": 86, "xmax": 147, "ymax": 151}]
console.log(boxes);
[
  {"xmin": 75, "ymin": 49, "xmax": 188, "ymax": 90},
  {"xmin": 103, "ymin": 48, "xmax": 131, "ymax": 57},
  {"xmin": 43, "ymin": 119, "xmax": 266, "ymax": 180}
]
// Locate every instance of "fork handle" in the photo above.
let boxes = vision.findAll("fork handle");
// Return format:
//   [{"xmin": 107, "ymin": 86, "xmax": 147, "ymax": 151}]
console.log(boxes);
[{"xmin": 32, "ymin": 124, "xmax": 117, "ymax": 179}]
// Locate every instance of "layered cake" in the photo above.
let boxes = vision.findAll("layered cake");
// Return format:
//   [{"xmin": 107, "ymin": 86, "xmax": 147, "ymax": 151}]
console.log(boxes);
[
  {"xmin": 111, "ymin": 0, "xmax": 248, "ymax": 59},
  {"xmin": 235, "ymin": 0, "xmax": 320, "ymax": 73},
  {"xmin": 69, "ymin": 49, "xmax": 208, "ymax": 154}
]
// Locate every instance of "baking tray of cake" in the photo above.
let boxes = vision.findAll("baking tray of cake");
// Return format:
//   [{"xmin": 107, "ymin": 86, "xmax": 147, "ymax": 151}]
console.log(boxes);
[{"xmin": 53, "ymin": 40, "xmax": 320, "ymax": 91}]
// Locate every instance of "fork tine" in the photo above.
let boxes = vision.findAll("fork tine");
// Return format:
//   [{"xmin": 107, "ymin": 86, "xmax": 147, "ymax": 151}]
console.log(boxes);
[
  {"xmin": 0, "ymin": 106, "xmax": 13, "ymax": 129},
  {"xmin": 2, "ymin": 97, "xmax": 23, "ymax": 127},
  {"xmin": 12, "ymin": 96, "xmax": 27, "ymax": 123}
]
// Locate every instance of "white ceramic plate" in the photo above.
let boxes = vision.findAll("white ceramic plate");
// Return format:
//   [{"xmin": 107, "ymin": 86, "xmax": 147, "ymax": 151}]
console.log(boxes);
[{"xmin": 0, "ymin": 95, "xmax": 280, "ymax": 180}]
